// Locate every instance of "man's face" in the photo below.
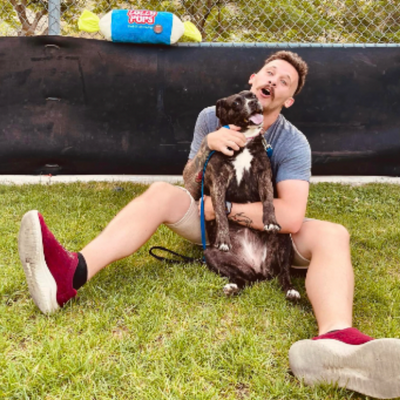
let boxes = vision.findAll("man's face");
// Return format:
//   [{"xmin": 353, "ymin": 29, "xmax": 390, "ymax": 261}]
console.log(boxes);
[{"xmin": 248, "ymin": 59, "xmax": 299, "ymax": 113}]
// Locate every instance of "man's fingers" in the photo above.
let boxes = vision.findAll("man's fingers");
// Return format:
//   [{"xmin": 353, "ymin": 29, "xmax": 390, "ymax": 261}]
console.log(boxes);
[
  {"xmin": 220, "ymin": 147, "xmax": 235, "ymax": 156},
  {"xmin": 218, "ymin": 135, "xmax": 242, "ymax": 154},
  {"xmin": 226, "ymin": 130, "xmax": 247, "ymax": 146},
  {"xmin": 226, "ymin": 140, "xmax": 240, "ymax": 151},
  {"xmin": 207, "ymin": 127, "xmax": 246, "ymax": 152}
]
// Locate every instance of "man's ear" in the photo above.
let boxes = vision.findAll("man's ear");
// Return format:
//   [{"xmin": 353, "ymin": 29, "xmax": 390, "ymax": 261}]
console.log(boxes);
[
  {"xmin": 248, "ymin": 73, "xmax": 256, "ymax": 85},
  {"xmin": 284, "ymin": 97, "xmax": 295, "ymax": 109}
]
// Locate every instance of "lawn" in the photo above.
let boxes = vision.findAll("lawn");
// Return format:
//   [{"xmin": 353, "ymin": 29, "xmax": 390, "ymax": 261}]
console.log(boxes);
[{"xmin": 1, "ymin": 181, "xmax": 399, "ymax": 400}]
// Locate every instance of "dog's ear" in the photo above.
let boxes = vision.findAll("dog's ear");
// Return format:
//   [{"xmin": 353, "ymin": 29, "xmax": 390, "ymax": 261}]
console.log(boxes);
[{"xmin": 216, "ymin": 98, "xmax": 226, "ymax": 120}]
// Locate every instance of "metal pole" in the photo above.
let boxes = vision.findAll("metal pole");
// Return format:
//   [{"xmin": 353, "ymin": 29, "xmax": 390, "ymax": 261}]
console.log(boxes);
[{"xmin": 48, "ymin": 0, "xmax": 61, "ymax": 35}]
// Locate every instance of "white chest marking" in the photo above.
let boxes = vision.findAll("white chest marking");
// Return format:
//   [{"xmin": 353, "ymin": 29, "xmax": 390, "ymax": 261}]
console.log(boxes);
[
  {"xmin": 240, "ymin": 230, "xmax": 268, "ymax": 272},
  {"xmin": 232, "ymin": 147, "xmax": 253, "ymax": 185}
]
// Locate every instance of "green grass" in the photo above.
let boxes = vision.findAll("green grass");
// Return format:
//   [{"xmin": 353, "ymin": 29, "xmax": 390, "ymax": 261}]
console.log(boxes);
[{"xmin": 1, "ymin": 181, "xmax": 400, "ymax": 399}]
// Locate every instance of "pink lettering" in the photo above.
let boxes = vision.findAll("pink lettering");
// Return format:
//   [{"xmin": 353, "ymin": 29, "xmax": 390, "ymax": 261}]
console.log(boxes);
[{"xmin": 127, "ymin": 10, "xmax": 157, "ymax": 25}]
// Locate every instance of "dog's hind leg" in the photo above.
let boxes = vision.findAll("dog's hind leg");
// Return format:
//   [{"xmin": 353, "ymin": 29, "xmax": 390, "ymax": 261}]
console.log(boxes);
[
  {"xmin": 223, "ymin": 283, "xmax": 241, "ymax": 296},
  {"xmin": 204, "ymin": 247, "xmax": 256, "ymax": 295},
  {"xmin": 275, "ymin": 236, "xmax": 300, "ymax": 301}
]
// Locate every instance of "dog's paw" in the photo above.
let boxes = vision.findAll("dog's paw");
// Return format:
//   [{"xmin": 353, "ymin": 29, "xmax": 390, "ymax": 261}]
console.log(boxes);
[
  {"xmin": 218, "ymin": 243, "xmax": 231, "ymax": 251},
  {"xmin": 223, "ymin": 283, "xmax": 240, "ymax": 296},
  {"xmin": 263, "ymin": 223, "xmax": 281, "ymax": 232},
  {"xmin": 285, "ymin": 289, "xmax": 301, "ymax": 301},
  {"xmin": 214, "ymin": 238, "xmax": 231, "ymax": 251},
  {"xmin": 215, "ymin": 232, "xmax": 231, "ymax": 251}
]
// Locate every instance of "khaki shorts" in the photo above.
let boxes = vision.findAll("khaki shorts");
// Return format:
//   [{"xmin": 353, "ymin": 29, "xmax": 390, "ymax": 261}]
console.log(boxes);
[{"xmin": 165, "ymin": 187, "xmax": 311, "ymax": 269}]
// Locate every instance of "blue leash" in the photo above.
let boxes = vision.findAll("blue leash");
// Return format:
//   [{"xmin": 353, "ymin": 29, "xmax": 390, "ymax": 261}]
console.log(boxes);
[
  {"xmin": 200, "ymin": 129, "xmax": 273, "ymax": 251},
  {"xmin": 200, "ymin": 150, "xmax": 215, "ymax": 250}
]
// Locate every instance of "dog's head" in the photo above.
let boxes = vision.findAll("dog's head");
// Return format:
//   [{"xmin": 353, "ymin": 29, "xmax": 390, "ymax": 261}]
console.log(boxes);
[{"xmin": 216, "ymin": 90, "xmax": 263, "ymax": 130}]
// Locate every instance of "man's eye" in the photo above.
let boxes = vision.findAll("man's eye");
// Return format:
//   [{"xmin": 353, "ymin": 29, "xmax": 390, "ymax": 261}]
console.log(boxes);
[
  {"xmin": 281, "ymin": 80, "xmax": 287, "ymax": 85},
  {"xmin": 267, "ymin": 71, "xmax": 272, "ymax": 75}
]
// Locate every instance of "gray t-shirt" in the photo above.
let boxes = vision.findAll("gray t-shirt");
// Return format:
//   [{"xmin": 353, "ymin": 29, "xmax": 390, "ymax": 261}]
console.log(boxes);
[{"xmin": 188, "ymin": 106, "xmax": 311, "ymax": 184}]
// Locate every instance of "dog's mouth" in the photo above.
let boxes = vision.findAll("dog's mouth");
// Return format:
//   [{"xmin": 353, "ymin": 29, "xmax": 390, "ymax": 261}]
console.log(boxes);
[{"xmin": 248, "ymin": 113, "xmax": 263, "ymax": 126}]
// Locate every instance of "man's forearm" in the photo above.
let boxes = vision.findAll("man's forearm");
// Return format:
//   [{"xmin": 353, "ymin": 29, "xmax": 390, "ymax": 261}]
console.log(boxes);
[
  {"xmin": 228, "ymin": 202, "xmax": 262, "ymax": 230},
  {"xmin": 182, "ymin": 138, "xmax": 212, "ymax": 200},
  {"xmin": 228, "ymin": 199, "xmax": 304, "ymax": 234}
]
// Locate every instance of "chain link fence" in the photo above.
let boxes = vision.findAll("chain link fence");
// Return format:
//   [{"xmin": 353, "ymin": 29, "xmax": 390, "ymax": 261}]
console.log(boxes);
[{"xmin": 1, "ymin": 0, "xmax": 399, "ymax": 44}]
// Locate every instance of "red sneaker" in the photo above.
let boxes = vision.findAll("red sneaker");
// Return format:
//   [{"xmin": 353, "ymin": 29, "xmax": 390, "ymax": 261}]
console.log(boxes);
[
  {"xmin": 312, "ymin": 327, "xmax": 374, "ymax": 344},
  {"xmin": 18, "ymin": 210, "xmax": 78, "ymax": 314},
  {"xmin": 289, "ymin": 328, "xmax": 400, "ymax": 399}
]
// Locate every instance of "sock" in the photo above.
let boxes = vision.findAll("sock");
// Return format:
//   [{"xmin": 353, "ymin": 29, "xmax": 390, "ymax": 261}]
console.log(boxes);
[
  {"xmin": 313, "ymin": 327, "xmax": 374, "ymax": 345},
  {"xmin": 72, "ymin": 252, "xmax": 88, "ymax": 290}
]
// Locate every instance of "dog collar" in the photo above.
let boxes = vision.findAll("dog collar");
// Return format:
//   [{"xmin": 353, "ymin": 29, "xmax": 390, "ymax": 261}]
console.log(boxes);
[{"xmin": 223, "ymin": 125, "xmax": 273, "ymax": 158}]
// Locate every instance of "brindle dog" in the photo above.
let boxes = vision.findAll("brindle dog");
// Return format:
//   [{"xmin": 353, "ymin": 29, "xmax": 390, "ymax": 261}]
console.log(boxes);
[{"xmin": 203, "ymin": 90, "xmax": 300, "ymax": 300}]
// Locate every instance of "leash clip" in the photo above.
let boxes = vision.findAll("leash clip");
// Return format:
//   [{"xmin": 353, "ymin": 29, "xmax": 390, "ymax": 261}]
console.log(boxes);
[{"xmin": 261, "ymin": 136, "xmax": 273, "ymax": 158}]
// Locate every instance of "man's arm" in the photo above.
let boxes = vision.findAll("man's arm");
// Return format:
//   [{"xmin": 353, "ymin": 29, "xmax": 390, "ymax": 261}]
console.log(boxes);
[
  {"xmin": 182, "ymin": 139, "xmax": 213, "ymax": 200},
  {"xmin": 203, "ymin": 180, "xmax": 309, "ymax": 234}
]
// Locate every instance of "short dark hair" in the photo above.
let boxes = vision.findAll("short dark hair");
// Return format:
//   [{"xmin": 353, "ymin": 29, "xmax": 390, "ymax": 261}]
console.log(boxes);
[{"xmin": 264, "ymin": 51, "xmax": 308, "ymax": 96}]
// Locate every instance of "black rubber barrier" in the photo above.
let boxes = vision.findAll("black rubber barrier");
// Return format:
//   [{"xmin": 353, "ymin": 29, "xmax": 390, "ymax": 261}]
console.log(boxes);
[{"xmin": 1, "ymin": 36, "xmax": 399, "ymax": 175}]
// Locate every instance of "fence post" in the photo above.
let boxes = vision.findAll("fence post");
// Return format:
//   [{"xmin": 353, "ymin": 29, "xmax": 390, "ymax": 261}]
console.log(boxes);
[{"xmin": 48, "ymin": 0, "xmax": 61, "ymax": 35}]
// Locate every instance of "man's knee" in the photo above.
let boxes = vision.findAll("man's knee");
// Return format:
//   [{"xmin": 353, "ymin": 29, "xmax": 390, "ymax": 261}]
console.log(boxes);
[
  {"xmin": 310, "ymin": 220, "xmax": 350, "ymax": 248},
  {"xmin": 321, "ymin": 221, "xmax": 349, "ymax": 241},
  {"xmin": 294, "ymin": 220, "xmax": 350, "ymax": 260},
  {"xmin": 144, "ymin": 182, "xmax": 192, "ymax": 223},
  {"xmin": 146, "ymin": 181, "xmax": 174, "ymax": 197},
  {"xmin": 146, "ymin": 181, "xmax": 187, "ymax": 201}
]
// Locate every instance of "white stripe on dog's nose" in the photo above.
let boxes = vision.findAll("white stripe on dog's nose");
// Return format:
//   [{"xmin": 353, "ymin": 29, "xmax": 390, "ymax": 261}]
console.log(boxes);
[
  {"xmin": 232, "ymin": 148, "xmax": 253, "ymax": 185},
  {"xmin": 244, "ymin": 98, "xmax": 252, "ymax": 115}
]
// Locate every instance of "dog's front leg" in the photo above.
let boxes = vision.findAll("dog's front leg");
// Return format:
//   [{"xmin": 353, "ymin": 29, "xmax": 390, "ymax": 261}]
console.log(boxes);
[
  {"xmin": 209, "ymin": 176, "xmax": 231, "ymax": 252},
  {"xmin": 258, "ymin": 167, "xmax": 280, "ymax": 232}
]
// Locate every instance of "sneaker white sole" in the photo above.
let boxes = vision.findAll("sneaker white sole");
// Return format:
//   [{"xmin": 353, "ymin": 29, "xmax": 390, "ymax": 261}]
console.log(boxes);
[
  {"xmin": 18, "ymin": 210, "xmax": 60, "ymax": 314},
  {"xmin": 289, "ymin": 338, "xmax": 400, "ymax": 399}
]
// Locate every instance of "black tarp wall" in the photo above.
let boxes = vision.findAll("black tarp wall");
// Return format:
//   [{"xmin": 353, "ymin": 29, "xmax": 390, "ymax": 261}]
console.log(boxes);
[{"xmin": 1, "ymin": 36, "xmax": 399, "ymax": 175}]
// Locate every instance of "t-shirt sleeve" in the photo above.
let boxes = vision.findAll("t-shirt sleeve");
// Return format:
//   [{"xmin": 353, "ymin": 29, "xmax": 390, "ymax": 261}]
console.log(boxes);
[
  {"xmin": 188, "ymin": 107, "xmax": 217, "ymax": 160},
  {"xmin": 274, "ymin": 133, "xmax": 311, "ymax": 183}
]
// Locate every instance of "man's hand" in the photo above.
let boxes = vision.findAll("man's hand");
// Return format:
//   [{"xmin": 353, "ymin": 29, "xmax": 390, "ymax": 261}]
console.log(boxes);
[
  {"xmin": 207, "ymin": 125, "xmax": 246, "ymax": 156},
  {"xmin": 198, "ymin": 195, "xmax": 216, "ymax": 221}
]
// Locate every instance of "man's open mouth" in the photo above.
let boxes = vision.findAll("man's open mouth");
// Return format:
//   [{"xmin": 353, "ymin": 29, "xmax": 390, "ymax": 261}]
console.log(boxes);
[{"xmin": 261, "ymin": 86, "xmax": 274, "ymax": 98}]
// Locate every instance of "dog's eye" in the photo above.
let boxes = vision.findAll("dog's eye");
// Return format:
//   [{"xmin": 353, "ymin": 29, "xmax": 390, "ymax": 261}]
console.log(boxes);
[{"xmin": 233, "ymin": 101, "xmax": 239, "ymax": 107}]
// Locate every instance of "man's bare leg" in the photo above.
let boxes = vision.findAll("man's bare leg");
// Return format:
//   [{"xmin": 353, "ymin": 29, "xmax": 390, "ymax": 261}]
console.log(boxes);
[
  {"xmin": 82, "ymin": 182, "xmax": 191, "ymax": 279},
  {"xmin": 288, "ymin": 220, "xmax": 400, "ymax": 399},
  {"xmin": 18, "ymin": 182, "xmax": 192, "ymax": 313},
  {"xmin": 291, "ymin": 219, "xmax": 353, "ymax": 335}
]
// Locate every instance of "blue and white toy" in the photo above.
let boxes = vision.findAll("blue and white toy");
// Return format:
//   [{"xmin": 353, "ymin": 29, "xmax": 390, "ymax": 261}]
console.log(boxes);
[{"xmin": 78, "ymin": 9, "xmax": 202, "ymax": 45}]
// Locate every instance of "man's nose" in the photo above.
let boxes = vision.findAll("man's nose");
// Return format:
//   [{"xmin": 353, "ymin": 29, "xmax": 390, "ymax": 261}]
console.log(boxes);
[{"xmin": 268, "ymin": 79, "xmax": 277, "ymax": 87}]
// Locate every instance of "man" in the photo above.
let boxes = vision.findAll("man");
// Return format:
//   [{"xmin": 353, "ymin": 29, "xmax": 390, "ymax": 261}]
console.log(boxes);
[{"xmin": 18, "ymin": 51, "xmax": 400, "ymax": 398}]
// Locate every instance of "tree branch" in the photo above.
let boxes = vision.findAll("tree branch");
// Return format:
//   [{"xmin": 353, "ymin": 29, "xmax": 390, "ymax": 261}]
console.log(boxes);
[
  {"xmin": 29, "ymin": 9, "xmax": 47, "ymax": 36},
  {"xmin": 11, "ymin": 0, "xmax": 47, "ymax": 36}
]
